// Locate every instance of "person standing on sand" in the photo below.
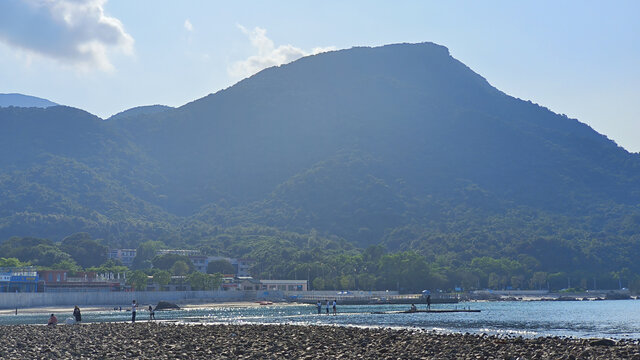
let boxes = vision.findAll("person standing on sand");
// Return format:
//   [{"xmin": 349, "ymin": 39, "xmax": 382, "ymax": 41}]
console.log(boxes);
[
  {"xmin": 131, "ymin": 300, "xmax": 137, "ymax": 323},
  {"xmin": 426, "ymin": 295, "xmax": 431, "ymax": 310},
  {"xmin": 326, "ymin": 300, "xmax": 330, "ymax": 314},
  {"xmin": 148, "ymin": 305, "xmax": 155, "ymax": 320},
  {"xmin": 332, "ymin": 299, "xmax": 337, "ymax": 315},
  {"xmin": 316, "ymin": 301, "xmax": 322, "ymax": 314},
  {"xmin": 73, "ymin": 305, "xmax": 82, "ymax": 323}
]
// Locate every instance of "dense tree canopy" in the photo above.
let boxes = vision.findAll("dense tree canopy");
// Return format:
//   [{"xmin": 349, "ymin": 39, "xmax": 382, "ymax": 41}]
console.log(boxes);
[{"xmin": 59, "ymin": 233, "xmax": 107, "ymax": 268}]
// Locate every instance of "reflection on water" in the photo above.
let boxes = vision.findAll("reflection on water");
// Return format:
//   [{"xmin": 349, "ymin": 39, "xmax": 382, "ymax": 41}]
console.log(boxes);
[{"xmin": 2, "ymin": 300, "xmax": 640, "ymax": 339}]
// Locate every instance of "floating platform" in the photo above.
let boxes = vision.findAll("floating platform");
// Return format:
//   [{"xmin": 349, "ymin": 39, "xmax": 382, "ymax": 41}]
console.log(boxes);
[{"xmin": 372, "ymin": 309, "xmax": 480, "ymax": 314}]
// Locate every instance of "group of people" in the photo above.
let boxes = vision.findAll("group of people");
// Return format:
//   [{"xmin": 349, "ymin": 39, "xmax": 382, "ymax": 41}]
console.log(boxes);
[
  {"xmin": 408, "ymin": 294, "xmax": 432, "ymax": 313},
  {"xmin": 47, "ymin": 301, "xmax": 156, "ymax": 326},
  {"xmin": 130, "ymin": 300, "xmax": 156, "ymax": 322},
  {"xmin": 47, "ymin": 305, "xmax": 82, "ymax": 327},
  {"xmin": 316, "ymin": 299, "xmax": 337, "ymax": 315}
]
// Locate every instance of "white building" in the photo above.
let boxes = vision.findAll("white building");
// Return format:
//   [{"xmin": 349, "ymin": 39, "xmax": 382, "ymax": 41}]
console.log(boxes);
[
  {"xmin": 260, "ymin": 279, "xmax": 308, "ymax": 291},
  {"xmin": 108, "ymin": 249, "xmax": 137, "ymax": 268}
]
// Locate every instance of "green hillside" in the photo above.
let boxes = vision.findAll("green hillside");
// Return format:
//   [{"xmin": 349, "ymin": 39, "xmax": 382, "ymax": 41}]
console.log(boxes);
[{"xmin": 2, "ymin": 43, "xmax": 640, "ymax": 291}]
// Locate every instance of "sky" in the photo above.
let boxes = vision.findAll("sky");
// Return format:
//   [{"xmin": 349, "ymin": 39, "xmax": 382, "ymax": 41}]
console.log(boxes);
[{"xmin": 0, "ymin": 0, "xmax": 639, "ymax": 152}]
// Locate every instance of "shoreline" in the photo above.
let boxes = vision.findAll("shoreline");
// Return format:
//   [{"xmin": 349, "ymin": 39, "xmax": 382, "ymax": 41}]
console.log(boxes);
[
  {"xmin": 0, "ymin": 300, "xmax": 289, "ymax": 316},
  {"xmin": 0, "ymin": 322, "xmax": 638, "ymax": 359}
]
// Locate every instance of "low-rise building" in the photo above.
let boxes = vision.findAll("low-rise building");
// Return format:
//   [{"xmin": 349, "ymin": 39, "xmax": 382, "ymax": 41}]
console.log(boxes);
[
  {"xmin": 221, "ymin": 275, "xmax": 239, "ymax": 290},
  {"xmin": 156, "ymin": 250, "xmax": 208, "ymax": 273},
  {"xmin": 153, "ymin": 249, "xmax": 255, "ymax": 277},
  {"xmin": 237, "ymin": 276, "xmax": 261, "ymax": 291},
  {"xmin": 0, "ymin": 267, "xmax": 39, "ymax": 293},
  {"xmin": 38, "ymin": 270, "xmax": 125, "ymax": 292},
  {"xmin": 189, "ymin": 255, "xmax": 208, "ymax": 273},
  {"xmin": 204, "ymin": 256, "xmax": 254, "ymax": 276},
  {"xmin": 144, "ymin": 275, "xmax": 191, "ymax": 291},
  {"xmin": 157, "ymin": 249, "xmax": 201, "ymax": 257},
  {"xmin": 260, "ymin": 279, "xmax": 307, "ymax": 291},
  {"xmin": 108, "ymin": 249, "xmax": 137, "ymax": 268},
  {"xmin": 236, "ymin": 259, "xmax": 255, "ymax": 277}
]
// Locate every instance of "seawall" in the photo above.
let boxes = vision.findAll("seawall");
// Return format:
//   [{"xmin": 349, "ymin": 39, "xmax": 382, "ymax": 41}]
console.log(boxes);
[{"xmin": 0, "ymin": 290, "xmax": 284, "ymax": 309}]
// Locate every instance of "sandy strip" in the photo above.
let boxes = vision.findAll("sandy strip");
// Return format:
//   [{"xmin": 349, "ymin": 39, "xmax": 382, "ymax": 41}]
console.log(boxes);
[{"xmin": 0, "ymin": 301, "xmax": 304, "ymax": 315}]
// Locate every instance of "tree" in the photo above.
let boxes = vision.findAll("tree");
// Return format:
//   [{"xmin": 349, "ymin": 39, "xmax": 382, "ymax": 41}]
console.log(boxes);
[
  {"xmin": 187, "ymin": 272, "xmax": 222, "ymax": 291},
  {"xmin": 132, "ymin": 241, "xmax": 166, "ymax": 270},
  {"xmin": 49, "ymin": 259, "xmax": 81, "ymax": 273},
  {"xmin": 209, "ymin": 273, "xmax": 223, "ymax": 290},
  {"xmin": 207, "ymin": 259, "xmax": 235, "ymax": 275},
  {"xmin": 59, "ymin": 233, "xmax": 108, "ymax": 268},
  {"xmin": 530, "ymin": 272, "xmax": 548, "ymax": 290},
  {"xmin": 153, "ymin": 254, "xmax": 194, "ymax": 272},
  {"xmin": 0, "ymin": 237, "xmax": 72, "ymax": 267},
  {"xmin": 187, "ymin": 272, "xmax": 207, "ymax": 290},
  {"xmin": 153, "ymin": 270, "xmax": 171, "ymax": 288},
  {"xmin": 171, "ymin": 260, "xmax": 190, "ymax": 276},
  {"xmin": 0, "ymin": 257, "xmax": 29, "ymax": 268},
  {"xmin": 128, "ymin": 270, "xmax": 149, "ymax": 291}
]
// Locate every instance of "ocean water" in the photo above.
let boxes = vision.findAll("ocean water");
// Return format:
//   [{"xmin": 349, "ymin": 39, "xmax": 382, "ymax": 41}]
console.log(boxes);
[{"xmin": 3, "ymin": 300, "xmax": 640, "ymax": 339}]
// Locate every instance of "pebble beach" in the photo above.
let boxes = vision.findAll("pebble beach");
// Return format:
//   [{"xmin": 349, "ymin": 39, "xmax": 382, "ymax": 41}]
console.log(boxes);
[{"xmin": 0, "ymin": 323, "xmax": 639, "ymax": 359}]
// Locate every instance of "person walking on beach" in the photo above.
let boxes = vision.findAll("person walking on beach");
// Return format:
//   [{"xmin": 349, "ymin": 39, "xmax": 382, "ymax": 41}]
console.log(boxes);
[
  {"xmin": 325, "ymin": 300, "xmax": 330, "ymax": 314},
  {"xmin": 148, "ymin": 305, "xmax": 155, "ymax": 320},
  {"xmin": 316, "ymin": 301, "xmax": 322, "ymax": 314},
  {"xmin": 48, "ymin": 314, "xmax": 58, "ymax": 327},
  {"xmin": 426, "ymin": 295, "xmax": 431, "ymax": 310},
  {"xmin": 332, "ymin": 299, "xmax": 337, "ymax": 315},
  {"xmin": 131, "ymin": 300, "xmax": 137, "ymax": 323},
  {"xmin": 73, "ymin": 305, "xmax": 82, "ymax": 323}
]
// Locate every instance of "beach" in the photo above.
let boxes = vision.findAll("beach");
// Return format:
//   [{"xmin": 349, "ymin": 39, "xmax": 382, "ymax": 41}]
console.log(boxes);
[
  {"xmin": 0, "ymin": 301, "xmax": 280, "ymax": 316},
  {"xmin": 0, "ymin": 322, "xmax": 638, "ymax": 359}
]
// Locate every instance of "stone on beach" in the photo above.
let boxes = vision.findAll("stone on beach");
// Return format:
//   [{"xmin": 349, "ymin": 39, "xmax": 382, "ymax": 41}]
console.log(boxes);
[{"xmin": 0, "ymin": 323, "xmax": 638, "ymax": 359}]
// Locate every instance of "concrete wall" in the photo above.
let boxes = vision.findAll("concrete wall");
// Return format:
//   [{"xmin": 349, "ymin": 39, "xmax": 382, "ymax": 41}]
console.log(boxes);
[
  {"xmin": 0, "ymin": 290, "xmax": 284, "ymax": 309},
  {"xmin": 284, "ymin": 290, "xmax": 399, "ymax": 297}
]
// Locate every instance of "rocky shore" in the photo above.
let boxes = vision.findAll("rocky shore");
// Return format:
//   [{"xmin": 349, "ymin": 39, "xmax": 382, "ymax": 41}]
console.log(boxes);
[{"xmin": 0, "ymin": 323, "xmax": 638, "ymax": 359}]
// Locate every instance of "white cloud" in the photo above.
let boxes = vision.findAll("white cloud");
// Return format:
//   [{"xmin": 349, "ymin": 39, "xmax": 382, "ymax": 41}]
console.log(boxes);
[
  {"xmin": 184, "ymin": 19, "xmax": 193, "ymax": 32},
  {"xmin": 0, "ymin": 0, "xmax": 134, "ymax": 71},
  {"xmin": 228, "ymin": 25, "xmax": 335, "ymax": 79}
]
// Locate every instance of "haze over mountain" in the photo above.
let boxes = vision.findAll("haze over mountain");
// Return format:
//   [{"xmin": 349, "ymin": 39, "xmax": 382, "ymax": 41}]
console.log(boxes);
[
  {"xmin": 2, "ymin": 42, "xmax": 640, "ymax": 288},
  {"xmin": 0, "ymin": 93, "xmax": 58, "ymax": 108}
]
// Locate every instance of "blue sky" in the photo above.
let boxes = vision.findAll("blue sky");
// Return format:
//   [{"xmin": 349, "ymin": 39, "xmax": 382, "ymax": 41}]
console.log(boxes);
[{"xmin": 1, "ymin": 1, "xmax": 639, "ymax": 152}]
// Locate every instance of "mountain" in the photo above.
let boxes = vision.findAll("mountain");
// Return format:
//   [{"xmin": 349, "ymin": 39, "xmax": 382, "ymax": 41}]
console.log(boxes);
[
  {"xmin": 0, "ymin": 106, "xmax": 174, "ymax": 243},
  {"xmin": 107, "ymin": 105, "xmax": 173, "ymax": 121},
  {"xmin": 2, "ymin": 42, "xmax": 640, "ymax": 288},
  {"xmin": 117, "ymin": 43, "xmax": 640, "ymax": 216},
  {"xmin": 0, "ymin": 93, "xmax": 58, "ymax": 108}
]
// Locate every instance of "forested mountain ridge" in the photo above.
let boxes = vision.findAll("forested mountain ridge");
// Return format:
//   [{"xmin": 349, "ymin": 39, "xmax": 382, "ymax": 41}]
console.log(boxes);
[
  {"xmin": 0, "ymin": 106, "xmax": 175, "ymax": 241},
  {"xmin": 0, "ymin": 93, "xmax": 58, "ymax": 108},
  {"xmin": 2, "ymin": 42, "xmax": 640, "ymax": 290}
]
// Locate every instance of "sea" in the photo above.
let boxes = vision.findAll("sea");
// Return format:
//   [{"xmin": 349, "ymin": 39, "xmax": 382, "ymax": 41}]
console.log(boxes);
[{"xmin": 2, "ymin": 300, "xmax": 640, "ymax": 339}]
